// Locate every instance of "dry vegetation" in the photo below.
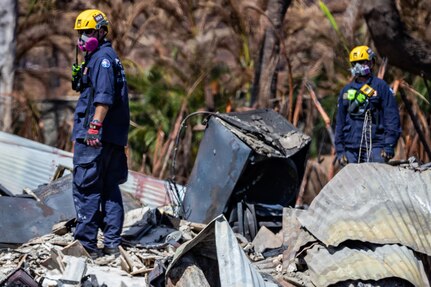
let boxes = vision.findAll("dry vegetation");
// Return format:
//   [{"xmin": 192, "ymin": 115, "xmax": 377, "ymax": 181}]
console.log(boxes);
[{"xmin": 10, "ymin": 0, "xmax": 431, "ymax": 188}]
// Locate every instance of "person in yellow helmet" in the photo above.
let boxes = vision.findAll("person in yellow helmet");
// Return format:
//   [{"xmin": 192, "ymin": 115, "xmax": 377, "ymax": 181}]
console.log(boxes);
[
  {"xmin": 334, "ymin": 45, "xmax": 400, "ymax": 165},
  {"xmin": 71, "ymin": 9, "xmax": 130, "ymax": 259},
  {"xmin": 74, "ymin": 9, "xmax": 109, "ymax": 52}
]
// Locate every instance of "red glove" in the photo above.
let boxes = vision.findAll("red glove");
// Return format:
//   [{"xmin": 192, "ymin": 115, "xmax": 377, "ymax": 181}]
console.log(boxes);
[{"xmin": 85, "ymin": 120, "xmax": 102, "ymax": 147}]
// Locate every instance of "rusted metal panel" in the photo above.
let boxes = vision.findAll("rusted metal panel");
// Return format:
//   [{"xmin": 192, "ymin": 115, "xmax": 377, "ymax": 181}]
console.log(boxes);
[
  {"xmin": 127, "ymin": 170, "xmax": 173, "ymax": 208},
  {"xmin": 0, "ymin": 131, "xmax": 171, "ymax": 208},
  {"xmin": 297, "ymin": 163, "xmax": 431, "ymax": 256},
  {"xmin": 304, "ymin": 243, "xmax": 430, "ymax": 287}
]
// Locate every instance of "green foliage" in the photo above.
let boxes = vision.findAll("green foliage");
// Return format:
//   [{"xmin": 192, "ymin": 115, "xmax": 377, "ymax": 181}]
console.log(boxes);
[{"xmin": 127, "ymin": 66, "xmax": 186, "ymax": 171}]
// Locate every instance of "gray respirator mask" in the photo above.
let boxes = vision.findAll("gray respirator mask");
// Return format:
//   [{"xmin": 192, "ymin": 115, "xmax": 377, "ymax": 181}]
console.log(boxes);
[{"xmin": 351, "ymin": 63, "xmax": 371, "ymax": 77}]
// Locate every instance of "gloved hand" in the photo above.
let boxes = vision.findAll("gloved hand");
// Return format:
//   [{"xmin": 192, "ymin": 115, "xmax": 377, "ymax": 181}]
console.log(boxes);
[
  {"xmin": 337, "ymin": 153, "xmax": 348, "ymax": 166},
  {"xmin": 381, "ymin": 146, "xmax": 394, "ymax": 162},
  {"xmin": 85, "ymin": 120, "xmax": 103, "ymax": 147}
]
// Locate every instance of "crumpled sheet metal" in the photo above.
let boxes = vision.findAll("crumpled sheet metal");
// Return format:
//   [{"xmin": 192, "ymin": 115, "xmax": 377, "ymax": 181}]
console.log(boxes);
[
  {"xmin": 0, "ymin": 175, "xmax": 74, "ymax": 245},
  {"xmin": 218, "ymin": 109, "xmax": 311, "ymax": 158},
  {"xmin": 182, "ymin": 109, "xmax": 311, "ymax": 224},
  {"xmin": 304, "ymin": 244, "xmax": 430, "ymax": 287},
  {"xmin": 297, "ymin": 163, "xmax": 431, "ymax": 255},
  {"xmin": 166, "ymin": 215, "xmax": 278, "ymax": 287},
  {"xmin": 282, "ymin": 208, "xmax": 317, "ymax": 269},
  {"xmin": 181, "ymin": 117, "xmax": 252, "ymax": 223},
  {"xmin": 0, "ymin": 131, "xmax": 171, "ymax": 208},
  {"xmin": 0, "ymin": 174, "xmax": 143, "ymax": 245}
]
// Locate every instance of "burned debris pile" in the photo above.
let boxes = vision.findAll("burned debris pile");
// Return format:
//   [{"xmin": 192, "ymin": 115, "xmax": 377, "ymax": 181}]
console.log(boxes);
[
  {"xmin": 0, "ymin": 207, "xmax": 285, "ymax": 286},
  {"xmin": 3, "ymin": 163, "xmax": 430, "ymax": 286},
  {"xmin": 1, "ymin": 110, "xmax": 431, "ymax": 286}
]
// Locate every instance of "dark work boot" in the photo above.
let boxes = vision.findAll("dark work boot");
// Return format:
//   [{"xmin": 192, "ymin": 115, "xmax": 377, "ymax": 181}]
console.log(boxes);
[
  {"xmin": 103, "ymin": 246, "xmax": 120, "ymax": 256},
  {"xmin": 85, "ymin": 248, "xmax": 103, "ymax": 260}
]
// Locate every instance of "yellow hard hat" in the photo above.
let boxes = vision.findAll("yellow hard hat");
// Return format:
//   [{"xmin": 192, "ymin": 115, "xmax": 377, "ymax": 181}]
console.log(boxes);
[
  {"xmin": 74, "ymin": 9, "xmax": 109, "ymax": 31},
  {"xmin": 349, "ymin": 46, "xmax": 375, "ymax": 63}
]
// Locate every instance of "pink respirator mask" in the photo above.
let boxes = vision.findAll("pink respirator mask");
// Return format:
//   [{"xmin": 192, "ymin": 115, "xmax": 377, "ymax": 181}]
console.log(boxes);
[{"xmin": 77, "ymin": 33, "xmax": 99, "ymax": 52}]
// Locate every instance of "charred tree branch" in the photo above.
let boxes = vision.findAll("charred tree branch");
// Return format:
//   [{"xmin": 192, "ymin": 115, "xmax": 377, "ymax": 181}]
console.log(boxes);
[
  {"xmin": 362, "ymin": 0, "xmax": 431, "ymax": 79},
  {"xmin": 251, "ymin": 0, "xmax": 291, "ymax": 108},
  {"xmin": 399, "ymin": 87, "xmax": 431, "ymax": 160}
]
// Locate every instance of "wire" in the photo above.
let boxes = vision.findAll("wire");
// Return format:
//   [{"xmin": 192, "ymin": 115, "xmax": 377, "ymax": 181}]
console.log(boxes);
[
  {"xmin": 169, "ymin": 111, "xmax": 220, "ymax": 181},
  {"xmin": 358, "ymin": 109, "xmax": 372, "ymax": 162},
  {"xmin": 167, "ymin": 111, "xmax": 220, "ymax": 217}
]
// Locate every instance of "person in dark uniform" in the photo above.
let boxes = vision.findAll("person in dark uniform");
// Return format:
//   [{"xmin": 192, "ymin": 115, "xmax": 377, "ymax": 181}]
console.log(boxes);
[
  {"xmin": 71, "ymin": 9, "xmax": 129, "ymax": 258},
  {"xmin": 335, "ymin": 45, "xmax": 400, "ymax": 165}
]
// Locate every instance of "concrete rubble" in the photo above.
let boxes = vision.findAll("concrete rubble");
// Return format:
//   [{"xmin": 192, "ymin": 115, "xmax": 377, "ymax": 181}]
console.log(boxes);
[{"xmin": 0, "ymin": 207, "xmax": 287, "ymax": 286}]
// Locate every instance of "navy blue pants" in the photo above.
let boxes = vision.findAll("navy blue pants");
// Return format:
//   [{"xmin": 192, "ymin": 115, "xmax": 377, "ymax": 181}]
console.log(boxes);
[
  {"xmin": 72, "ymin": 140, "xmax": 128, "ymax": 252},
  {"xmin": 345, "ymin": 146, "xmax": 386, "ymax": 164}
]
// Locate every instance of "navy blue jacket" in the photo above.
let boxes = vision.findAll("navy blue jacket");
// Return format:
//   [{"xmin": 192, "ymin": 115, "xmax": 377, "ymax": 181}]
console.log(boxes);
[
  {"xmin": 72, "ymin": 41, "xmax": 129, "ymax": 146},
  {"xmin": 335, "ymin": 75, "xmax": 400, "ymax": 154}
]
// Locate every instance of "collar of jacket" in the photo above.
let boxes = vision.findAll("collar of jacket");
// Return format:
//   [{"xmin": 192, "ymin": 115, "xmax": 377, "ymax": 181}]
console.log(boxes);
[
  {"xmin": 84, "ymin": 40, "xmax": 111, "ymax": 60},
  {"xmin": 351, "ymin": 75, "xmax": 373, "ymax": 89}
]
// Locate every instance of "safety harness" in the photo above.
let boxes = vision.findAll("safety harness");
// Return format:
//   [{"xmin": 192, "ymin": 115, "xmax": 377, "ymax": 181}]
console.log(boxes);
[
  {"xmin": 358, "ymin": 109, "xmax": 373, "ymax": 162},
  {"xmin": 346, "ymin": 81, "xmax": 376, "ymax": 163}
]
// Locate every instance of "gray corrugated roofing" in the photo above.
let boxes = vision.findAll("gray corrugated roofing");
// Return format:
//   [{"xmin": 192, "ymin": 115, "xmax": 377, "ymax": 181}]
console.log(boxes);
[
  {"xmin": 167, "ymin": 215, "xmax": 278, "ymax": 287},
  {"xmin": 0, "ymin": 131, "xmax": 172, "ymax": 208},
  {"xmin": 305, "ymin": 243, "xmax": 430, "ymax": 287},
  {"xmin": 0, "ymin": 131, "xmax": 73, "ymax": 195},
  {"xmin": 297, "ymin": 163, "xmax": 431, "ymax": 255}
]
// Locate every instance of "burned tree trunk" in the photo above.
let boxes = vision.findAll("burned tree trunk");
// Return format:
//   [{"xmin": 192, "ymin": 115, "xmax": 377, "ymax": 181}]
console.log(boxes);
[
  {"xmin": 0, "ymin": 0, "xmax": 17, "ymax": 132},
  {"xmin": 362, "ymin": 0, "xmax": 431, "ymax": 79},
  {"xmin": 251, "ymin": 0, "xmax": 291, "ymax": 108}
]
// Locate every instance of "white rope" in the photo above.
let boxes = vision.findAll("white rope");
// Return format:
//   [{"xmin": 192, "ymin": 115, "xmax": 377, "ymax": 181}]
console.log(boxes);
[{"xmin": 358, "ymin": 109, "xmax": 372, "ymax": 163}]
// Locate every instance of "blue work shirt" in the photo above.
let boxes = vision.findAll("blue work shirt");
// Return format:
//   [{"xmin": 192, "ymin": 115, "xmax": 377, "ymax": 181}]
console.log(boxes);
[
  {"xmin": 72, "ymin": 41, "xmax": 129, "ymax": 146},
  {"xmin": 335, "ymin": 75, "xmax": 400, "ymax": 154}
]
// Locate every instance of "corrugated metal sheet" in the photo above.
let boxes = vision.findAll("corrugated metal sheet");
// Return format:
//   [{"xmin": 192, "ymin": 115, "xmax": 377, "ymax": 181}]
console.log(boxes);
[
  {"xmin": 0, "ymin": 131, "xmax": 172, "ymax": 208},
  {"xmin": 167, "ymin": 215, "xmax": 278, "ymax": 287},
  {"xmin": 0, "ymin": 131, "xmax": 73, "ymax": 195},
  {"xmin": 215, "ymin": 216, "xmax": 278, "ymax": 287},
  {"xmin": 297, "ymin": 163, "xmax": 431, "ymax": 255},
  {"xmin": 126, "ymin": 170, "xmax": 173, "ymax": 207},
  {"xmin": 304, "ymin": 243, "xmax": 430, "ymax": 287}
]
